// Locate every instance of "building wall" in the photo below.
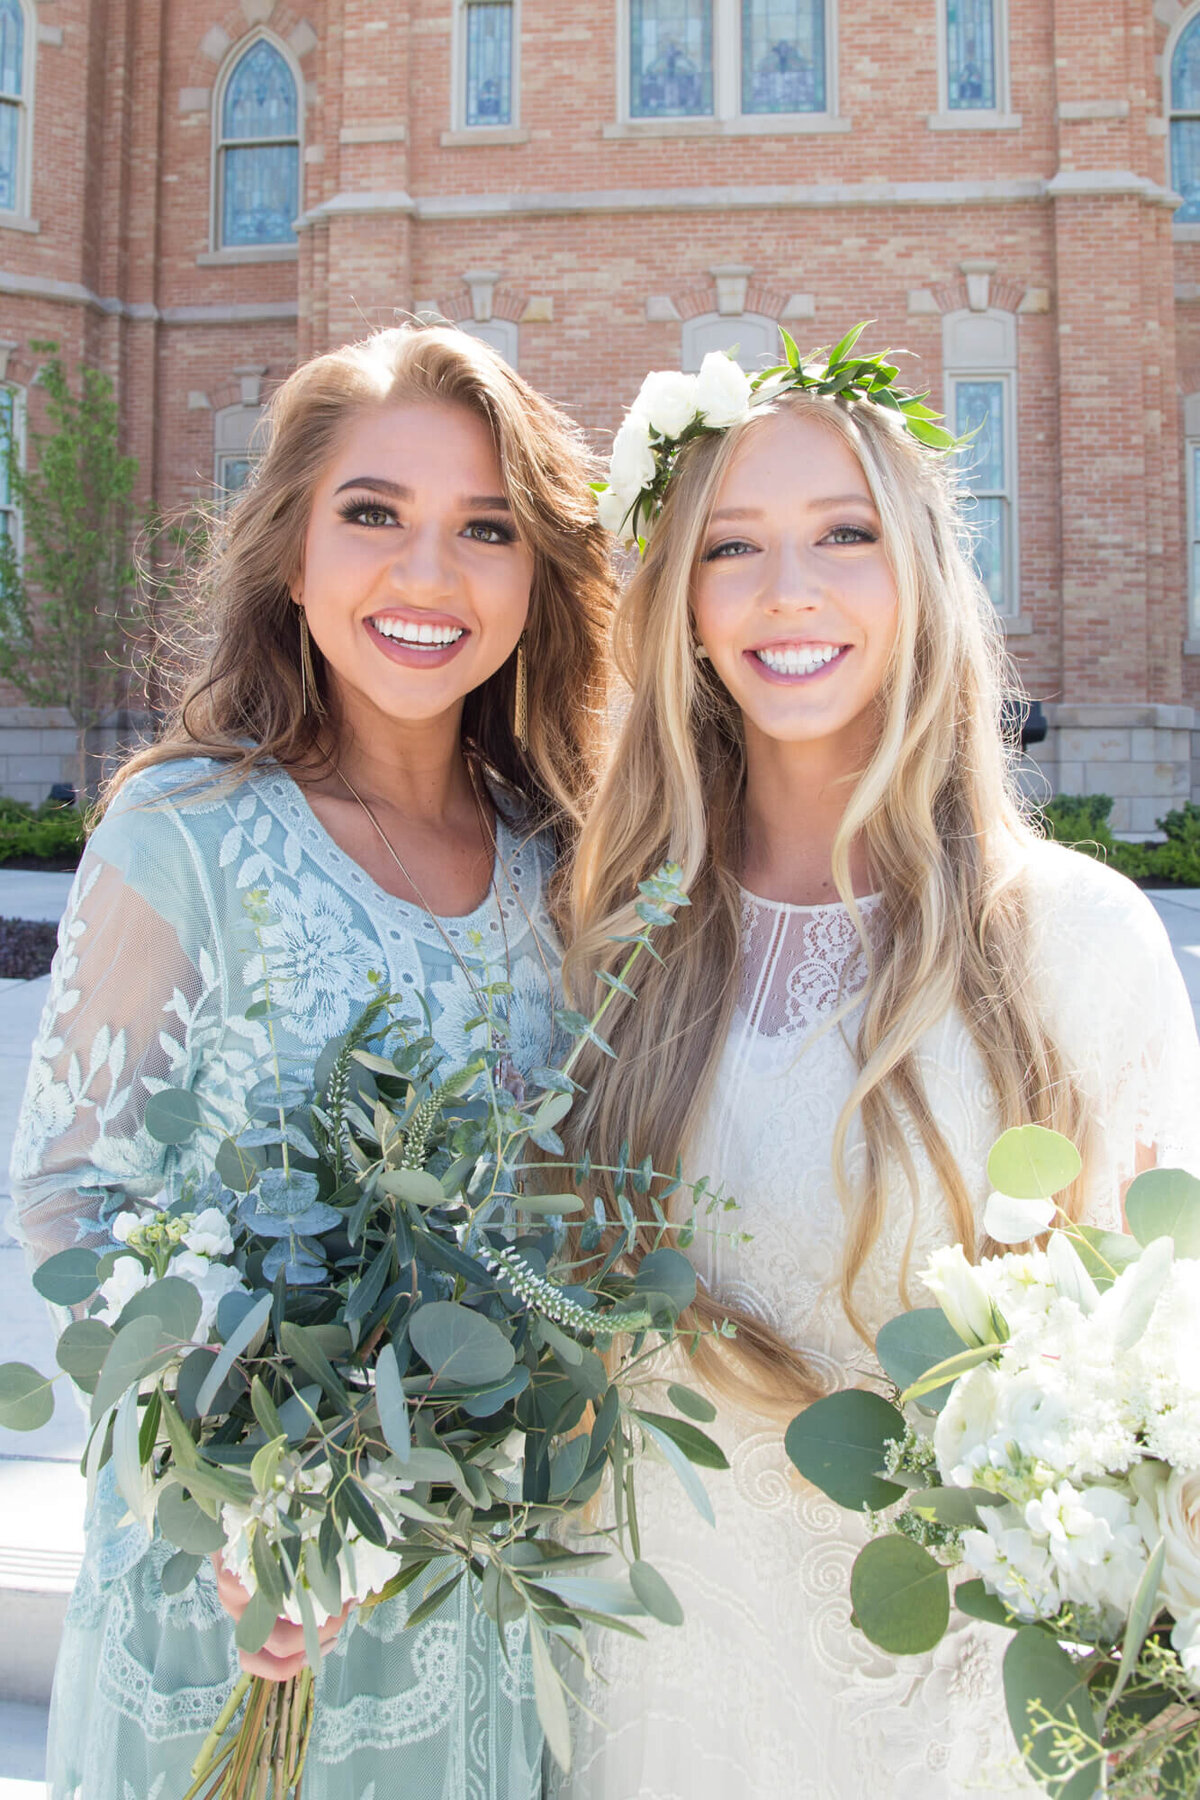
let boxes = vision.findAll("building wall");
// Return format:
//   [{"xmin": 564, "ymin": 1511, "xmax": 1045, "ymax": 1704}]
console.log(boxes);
[{"xmin": 1, "ymin": 0, "xmax": 1197, "ymax": 826}]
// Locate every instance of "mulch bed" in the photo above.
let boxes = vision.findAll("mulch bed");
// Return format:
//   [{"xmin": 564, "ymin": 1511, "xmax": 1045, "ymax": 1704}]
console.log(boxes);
[{"xmin": 0, "ymin": 917, "xmax": 60, "ymax": 980}]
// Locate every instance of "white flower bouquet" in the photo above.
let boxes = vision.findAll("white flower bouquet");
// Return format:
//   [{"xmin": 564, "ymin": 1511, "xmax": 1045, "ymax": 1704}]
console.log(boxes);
[
  {"xmin": 786, "ymin": 1126, "xmax": 1200, "ymax": 1798},
  {"xmin": 0, "ymin": 865, "xmax": 736, "ymax": 1797}
]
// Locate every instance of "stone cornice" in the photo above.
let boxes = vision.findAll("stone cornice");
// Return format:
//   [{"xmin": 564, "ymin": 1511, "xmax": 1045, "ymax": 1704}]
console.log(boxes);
[{"xmin": 0, "ymin": 268, "xmax": 298, "ymax": 323}]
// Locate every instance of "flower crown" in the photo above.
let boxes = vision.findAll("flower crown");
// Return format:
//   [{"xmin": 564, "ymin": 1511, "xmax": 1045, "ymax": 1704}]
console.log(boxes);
[{"xmin": 595, "ymin": 322, "xmax": 961, "ymax": 549}]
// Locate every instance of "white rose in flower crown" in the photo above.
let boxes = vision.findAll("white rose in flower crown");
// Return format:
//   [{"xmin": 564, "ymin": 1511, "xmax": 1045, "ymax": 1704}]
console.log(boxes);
[
  {"xmin": 694, "ymin": 352, "xmax": 754, "ymax": 428},
  {"xmin": 608, "ymin": 412, "xmax": 657, "ymax": 494},
  {"xmin": 1134, "ymin": 1463, "xmax": 1200, "ymax": 1684},
  {"xmin": 96, "ymin": 1254, "xmax": 152, "ymax": 1324},
  {"xmin": 597, "ymin": 483, "xmax": 639, "ymax": 538},
  {"xmin": 632, "ymin": 370, "xmax": 699, "ymax": 440},
  {"xmin": 181, "ymin": 1207, "xmax": 235, "ymax": 1260}
]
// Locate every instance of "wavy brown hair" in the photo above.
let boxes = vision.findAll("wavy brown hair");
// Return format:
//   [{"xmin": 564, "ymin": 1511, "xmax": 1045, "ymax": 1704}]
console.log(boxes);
[
  {"xmin": 564, "ymin": 389, "xmax": 1092, "ymax": 1419},
  {"xmin": 111, "ymin": 325, "xmax": 614, "ymax": 843}
]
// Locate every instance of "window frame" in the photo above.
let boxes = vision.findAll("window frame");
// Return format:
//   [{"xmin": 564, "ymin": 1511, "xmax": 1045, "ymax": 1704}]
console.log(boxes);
[
  {"xmin": 616, "ymin": 0, "xmax": 840, "ymax": 130},
  {"xmin": 210, "ymin": 32, "xmax": 304, "ymax": 256},
  {"xmin": 931, "ymin": 0, "xmax": 1017, "ymax": 130},
  {"xmin": 946, "ymin": 369, "xmax": 1019, "ymax": 619},
  {"xmin": 1187, "ymin": 432, "xmax": 1200, "ymax": 638},
  {"xmin": 0, "ymin": 382, "xmax": 24, "ymax": 563},
  {"xmin": 1168, "ymin": 3, "xmax": 1200, "ymax": 233},
  {"xmin": 680, "ymin": 311, "xmax": 780, "ymax": 371},
  {"xmin": 0, "ymin": 0, "xmax": 34, "ymax": 224},
  {"xmin": 213, "ymin": 401, "xmax": 265, "ymax": 503},
  {"xmin": 451, "ymin": 0, "xmax": 521, "ymax": 133}
]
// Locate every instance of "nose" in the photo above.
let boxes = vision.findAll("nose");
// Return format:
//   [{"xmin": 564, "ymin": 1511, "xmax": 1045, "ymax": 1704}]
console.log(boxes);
[
  {"xmin": 763, "ymin": 536, "xmax": 823, "ymax": 613},
  {"xmin": 388, "ymin": 519, "xmax": 457, "ymax": 604}
]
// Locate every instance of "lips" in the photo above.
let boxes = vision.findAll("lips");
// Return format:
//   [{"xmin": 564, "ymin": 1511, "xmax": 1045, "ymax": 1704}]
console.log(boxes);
[
  {"xmin": 748, "ymin": 641, "xmax": 850, "ymax": 682},
  {"xmin": 365, "ymin": 609, "xmax": 470, "ymax": 668}
]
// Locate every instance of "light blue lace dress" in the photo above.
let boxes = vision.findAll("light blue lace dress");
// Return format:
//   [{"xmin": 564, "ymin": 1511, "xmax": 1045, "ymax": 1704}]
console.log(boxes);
[{"xmin": 10, "ymin": 756, "xmax": 558, "ymax": 1800}]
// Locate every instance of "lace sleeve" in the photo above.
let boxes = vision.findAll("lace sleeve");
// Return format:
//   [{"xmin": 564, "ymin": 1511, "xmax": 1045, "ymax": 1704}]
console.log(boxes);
[
  {"xmin": 9, "ymin": 797, "xmax": 225, "ymax": 1268},
  {"xmin": 1027, "ymin": 844, "xmax": 1200, "ymax": 1229}
]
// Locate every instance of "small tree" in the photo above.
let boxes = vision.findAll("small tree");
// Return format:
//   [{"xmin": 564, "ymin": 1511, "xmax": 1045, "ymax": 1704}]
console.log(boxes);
[{"xmin": 0, "ymin": 340, "xmax": 142, "ymax": 803}]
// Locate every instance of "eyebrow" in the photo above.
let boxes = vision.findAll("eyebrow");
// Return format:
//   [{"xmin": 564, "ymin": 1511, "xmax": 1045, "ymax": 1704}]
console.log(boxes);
[
  {"xmin": 709, "ymin": 492, "xmax": 876, "ymax": 521},
  {"xmin": 333, "ymin": 475, "xmax": 511, "ymax": 509}
]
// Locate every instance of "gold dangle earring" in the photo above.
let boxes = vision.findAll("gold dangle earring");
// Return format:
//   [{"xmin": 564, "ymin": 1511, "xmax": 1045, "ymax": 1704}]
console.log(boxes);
[
  {"xmin": 298, "ymin": 609, "xmax": 326, "ymax": 718},
  {"xmin": 512, "ymin": 635, "xmax": 528, "ymax": 750}
]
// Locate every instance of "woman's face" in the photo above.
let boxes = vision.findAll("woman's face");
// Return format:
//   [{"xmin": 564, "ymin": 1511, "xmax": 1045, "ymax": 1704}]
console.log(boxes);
[
  {"xmin": 691, "ymin": 408, "xmax": 900, "ymax": 764},
  {"xmin": 295, "ymin": 400, "xmax": 534, "ymax": 736}
]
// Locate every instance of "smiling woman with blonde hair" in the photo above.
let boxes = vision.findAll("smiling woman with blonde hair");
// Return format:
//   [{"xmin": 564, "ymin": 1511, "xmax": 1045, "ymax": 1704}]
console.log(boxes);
[
  {"xmin": 557, "ymin": 339, "xmax": 1200, "ymax": 1797},
  {"xmin": 12, "ymin": 323, "xmax": 613, "ymax": 1800}
]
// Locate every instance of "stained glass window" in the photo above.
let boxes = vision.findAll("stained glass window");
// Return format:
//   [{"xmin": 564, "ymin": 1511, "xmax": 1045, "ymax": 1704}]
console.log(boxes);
[
  {"xmin": 0, "ymin": 0, "xmax": 24, "ymax": 214},
  {"xmin": 946, "ymin": 0, "xmax": 996, "ymax": 111},
  {"xmin": 0, "ymin": 387, "xmax": 19, "ymax": 547},
  {"xmin": 465, "ymin": 3, "xmax": 513, "ymax": 127},
  {"xmin": 955, "ymin": 379, "xmax": 1010, "ymax": 612},
  {"xmin": 631, "ymin": 0, "xmax": 712, "ymax": 119},
  {"xmin": 741, "ymin": 1, "xmax": 825, "ymax": 114},
  {"xmin": 218, "ymin": 40, "xmax": 299, "ymax": 248},
  {"xmin": 1172, "ymin": 16, "xmax": 1200, "ymax": 225}
]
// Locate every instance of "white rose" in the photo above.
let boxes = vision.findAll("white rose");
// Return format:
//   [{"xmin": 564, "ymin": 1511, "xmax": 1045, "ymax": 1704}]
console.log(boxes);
[
  {"xmin": 1172, "ymin": 1610, "xmax": 1200, "ymax": 1686},
  {"xmin": 933, "ymin": 1363, "xmax": 1005, "ymax": 1486},
  {"xmin": 172, "ymin": 1249, "xmax": 249, "ymax": 1339},
  {"xmin": 97, "ymin": 1254, "xmax": 151, "ymax": 1324},
  {"xmin": 631, "ymin": 370, "xmax": 698, "ymax": 440},
  {"xmin": 182, "ymin": 1207, "xmax": 234, "ymax": 1260},
  {"xmin": 608, "ymin": 412, "xmax": 657, "ymax": 493},
  {"xmin": 694, "ymin": 351, "xmax": 753, "ymax": 428},
  {"xmin": 596, "ymin": 483, "xmax": 639, "ymax": 540},
  {"xmin": 1138, "ymin": 1465, "xmax": 1200, "ymax": 1670},
  {"xmin": 983, "ymin": 1191, "xmax": 1055, "ymax": 1246},
  {"xmin": 923, "ymin": 1243, "xmax": 1006, "ymax": 1349}
]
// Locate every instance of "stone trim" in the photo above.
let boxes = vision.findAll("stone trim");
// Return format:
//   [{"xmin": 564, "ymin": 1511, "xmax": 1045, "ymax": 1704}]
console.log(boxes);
[
  {"xmin": 1042, "ymin": 703, "xmax": 1196, "ymax": 730},
  {"xmin": 601, "ymin": 115, "xmax": 852, "ymax": 139},
  {"xmin": 440, "ymin": 127, "xmax": 531, "ymax": 147},
  {"xmin": 1057, "ymin": 99, "xmax": 1131, "ymax": 121},
  {"xmin": 195, "ymin": 244, "xmax": 298, "ymax": 265},
  {"xmin": 926, "ymin": 111, "xmax": 1023, "ymax": 130},
  {"xmin": 0, "ymin": 213, "xmax": 40, "ymax": 234},
  {"xmin": 340, "ymin": 122, "xmax": 408, "ymax": 144},
  {"xmin": 0, "ymin": 270, "xmax": 298, "ymax": 323}
]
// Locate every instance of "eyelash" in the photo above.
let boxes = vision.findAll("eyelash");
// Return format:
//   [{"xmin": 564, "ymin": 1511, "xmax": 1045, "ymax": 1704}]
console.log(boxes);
[
  {"xmin": 335, "ymin": 498, "xmax": 516, "ymax": 545},
  {"xmin": 702, "ymin": 524, "xmax": 878, "ymax": 561}
]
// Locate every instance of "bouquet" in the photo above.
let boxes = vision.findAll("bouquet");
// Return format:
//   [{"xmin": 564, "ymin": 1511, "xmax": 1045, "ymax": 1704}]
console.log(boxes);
[
  {"xmin": 0, "ymin": 864, "xmax": 736, "ymax": 1796},
  {"xmin": 786, "ymin": 1125, "xmax": 1200, "ymax": 1799}
]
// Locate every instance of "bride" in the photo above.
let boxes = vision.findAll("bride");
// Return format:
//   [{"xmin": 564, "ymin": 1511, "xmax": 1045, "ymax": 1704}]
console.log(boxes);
[{"xmin": 557, "ymin": 341, "xmax": 1200, "ymax": 1796}]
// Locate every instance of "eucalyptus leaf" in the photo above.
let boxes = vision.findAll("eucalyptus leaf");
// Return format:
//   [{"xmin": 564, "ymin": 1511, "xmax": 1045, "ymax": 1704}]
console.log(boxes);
[
  {"xmin": 899, "ymin": 1343, "xmax": 1001, "ymax": 1405},
  {"xmin": 1107, "ymin": 1537, "xmax": 1166, "ymax": 1712},
  {"xmin": 279, "ymin": 1320, "xmax": 351, "ymax": 1413},
  {"xmin": 235, "ymin": 1586, "xmax": 278, "ymax": 1655},
  {"xmin": 161, "ymin": 1549, "xmax": 203, "ymax": 1595},
  {"xmin": 633, "ymin": 1411, "xmax": 728, "ymax": 1471},
  {"xmin": 528, "ymin": 1617, "xmax": 573, "ymax": 1772},
  {"xmin": 629, "ymin": 1559, "xmax": 684, "ymax": 1627},
  {"xmin": 215, "ymin": 1136, "xmax": 266, "ymax": 1193},
  {"xmin": 548, "ymin": 1434, "xmax": 590, "ymax": 1501},
  {"xmin": 0, "ymin": 1360, "xmax": 55, "ymax": 1430},
  {"xmin": 849, "ymin": 1535, "xmax": 950, "ymax": 1654},
  {"xmin": 954, "ymin": 1577, "xmax": 1015, "ymax": 1627},
  {"xmin": 32, "ymin": 1247, "xmax": 100, "ymax": 1307},
  {"xmin": 374, "ymin": 1341, "xmax": 412, "ymax": 1461},
  {"xmin": 377, "ymin": 1169, "xmax": 446, "ymax": 1208},
  {"xmin": 143, "ymin": 1086, "xmax": 206, "ymax": 1145},
  {"xmin": 1003, "ymin": 1626, "xmax": 1101, "ymax": 1800},
  {"xmin": 985, "ymin": 1126, "xmax": 1081, "ymax": 1201},
  {"xmin": 458, "ymin": 1365, "xmax": 531, "ymax": 1418},
  {"xmin": 116, "ymin": 1276, "xmax": 202, "ymax": 1345},
  {"xmin": 909, "ymin": 1486, "xmax": 1005, "ymax": 1528},
  {"xmin": 409, "ymin": 1301, "xmax": 516, "ymax": 1389},
  {"xmin": 1125, "ymin": 1167, "xmax": 1200, "ymax": 1256},
  {"xmin": 875, "ymin": 1309, "xmax": 965, "ymax": 1413},
  {"xmin": 637, "ymin": 1415, "xmax": 715, "ymax": 1527},
  {"xmin": 784, "ymin": 1391, "xmax": 906, "ymax": 1511},
  {"xmin": 666, "ymin": 1383, "xmax": 717, "ymax": 1425},
  {"xmin": 514, "ymin": 1193, "xmax": 585, "ymax": 1216},
  {"xmin": 195, "ymin": 1293, "xmax": 273, "ymax": 1418},
  {"xmin": 55, "ymin": 1319, "xmax": 114, "ymax": 1392},
  {"xmin": 90, "ymin": 1315, "xmax": 175, "ymax": 1424},
  {"xmin": 157, "ymin": 1482, "xmax": 226, "ymax": 1553},
  {"xmin": 633, "ymin": 1247, "xmax": 697, "ymax": 1314}
]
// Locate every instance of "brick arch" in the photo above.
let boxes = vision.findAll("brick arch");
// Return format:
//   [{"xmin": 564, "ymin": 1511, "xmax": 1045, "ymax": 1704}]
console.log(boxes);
[{"xmin": 928, "ymin": 273, "xmax": 1028, "ymax": 315}]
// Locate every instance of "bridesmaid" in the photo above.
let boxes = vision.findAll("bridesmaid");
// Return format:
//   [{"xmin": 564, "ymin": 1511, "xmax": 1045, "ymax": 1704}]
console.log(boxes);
[
  {"xmin": 559, "ymin": 345, "xmax": 1200, "ymax": 1796},
  {"xmin": 11, "ymin": 324, "xmax": 613, "ymax": 1800}
]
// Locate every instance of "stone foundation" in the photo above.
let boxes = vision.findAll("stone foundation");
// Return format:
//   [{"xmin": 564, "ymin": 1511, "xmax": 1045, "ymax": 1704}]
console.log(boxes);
[
  {"xmin": 1027, "ymin": 703, "xmax": 1197, "ymax": 837},
  {"xmin": 0, "ymin": 706, "xmax": 151, "ymax": 806}
]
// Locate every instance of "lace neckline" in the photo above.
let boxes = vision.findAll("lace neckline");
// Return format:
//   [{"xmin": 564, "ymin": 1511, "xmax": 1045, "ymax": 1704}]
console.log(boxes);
[{"xmin": 739, "ymin": 885, "xmax": 883, "ymax": 917}]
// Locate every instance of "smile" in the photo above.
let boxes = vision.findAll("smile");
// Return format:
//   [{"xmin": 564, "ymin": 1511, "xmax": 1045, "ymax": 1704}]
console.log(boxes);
[
  {"xmin": 751, "ymin": 643, "xmax": 848, "ymax": 679},
  {"xmin": 368, "ymin": 615, "xmax": 466, "ymax": 649}
]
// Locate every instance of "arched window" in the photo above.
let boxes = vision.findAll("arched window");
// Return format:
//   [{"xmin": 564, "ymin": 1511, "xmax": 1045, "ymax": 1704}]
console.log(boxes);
[
  {"xmin": 460, "ymin": 319, "xmax": 519, "ymax": 368},
  {"xmin": 216, "ymin": 39, "xmax": 300, "ymax": 249},
  {"xmin": 0, "ymin": 0, "xmax": 28, "ymax": 216},
  {"xmin": 681, "ymin": 312, "xmax": 778, "ymax": 371},
  {"xmin": 1171, "ymin": 13, "xmax": 1200, "ymax": 224}
]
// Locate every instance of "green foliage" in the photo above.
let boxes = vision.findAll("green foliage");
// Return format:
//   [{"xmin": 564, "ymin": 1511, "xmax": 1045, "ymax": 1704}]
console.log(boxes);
[
  {"xmin": 986, "ymin": 1125, "xmax": 1082, "ymax": 1200},
  {"xmin": 0, "ymin": 341, "xmax": 143, "ymax": 801},
  {"xmin": 0, "ymin": 802, "xmax": 85, "ymax": 865},
  {"xmin": 784, "ymin": 1389, "xmax": 907, "ymax": 1511},
  {"xmin": 1003, "ymin": 1627, "xmax": 1103, "ymax": 1800},
  {"xmin": 1043, "ymin": 793, "xmax": 1200, "ymax": 885},
  {"xmin": 1124, "ymin": 1167, "xmax": 1200, "ymax": 1257},
  {"xmin": 849, "ymin": 1536, "xmax": 951, "ymax": 1655}
]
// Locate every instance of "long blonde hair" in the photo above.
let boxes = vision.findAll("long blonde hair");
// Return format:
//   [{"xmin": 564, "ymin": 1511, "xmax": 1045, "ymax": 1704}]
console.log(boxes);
[
  {"xmin": 565, "ymin": 389, "xmax": 1090, "ymax": 1416},
  {"xmin": 112, "ymin": 325, "xmax": 614, "ymax": 841}
]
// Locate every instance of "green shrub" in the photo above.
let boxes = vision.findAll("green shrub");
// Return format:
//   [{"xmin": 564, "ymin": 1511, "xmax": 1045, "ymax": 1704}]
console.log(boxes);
[
  {"xmin": 1044, "ymin": 794, "xmax": 1200, "ymax": 886},
  {"xmin": 0, "ymin": 807, "xmax": 85, "ymax": 865},
  {"xmin": 0, "ymin": 796, "xmax": 33, "ymax": 824}
]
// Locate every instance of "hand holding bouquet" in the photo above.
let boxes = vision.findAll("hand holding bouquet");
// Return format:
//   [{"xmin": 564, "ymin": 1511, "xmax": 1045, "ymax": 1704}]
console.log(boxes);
[
  {"xmin": 0, "ymin": 864, "xmax": 736, "ymax": 1795},
  {"xmin": 786, "ymin": 1126, "xmax": 1200, "ymax": 1799}
]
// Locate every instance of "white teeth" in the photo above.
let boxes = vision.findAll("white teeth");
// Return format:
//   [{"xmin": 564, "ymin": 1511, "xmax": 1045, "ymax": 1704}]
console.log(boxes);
[
  {"xmin": 755, "ymin": 644, "xmax": 842, "ymax": 676},
  {"xmin": 371, "ymin": 616, "xmax": 465, "ymax": 647}
]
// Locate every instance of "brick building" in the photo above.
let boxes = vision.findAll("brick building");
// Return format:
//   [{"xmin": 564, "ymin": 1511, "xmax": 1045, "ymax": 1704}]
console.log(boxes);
[{"xmin": 1, "ymin": 0, "xmax": 1199, "ymax": 828}]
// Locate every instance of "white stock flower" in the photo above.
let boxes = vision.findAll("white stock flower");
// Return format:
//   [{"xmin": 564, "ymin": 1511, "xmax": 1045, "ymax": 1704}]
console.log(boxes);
[
  {"xmin": 1023, "ymin": 1481, "xmax": 1148, "ymax": 1621},
  {"xmin": 97, "ymin": 1254, "xmax": 152, "ymax": 1324},
  {"xmin": 172, "ymin": 1250, "xmax": 249, "ymax": 1339},
  {"xmin": 632, "ymin": 369, "xmax": 699, "ymax": 439},
  {"xmin": 608, "ymin": 412, "xmax": 657, "ymax": 493},
  {"xmin": 923, "ymin": 1243, "xmax": 1005, "ymax": 1349},
  {"xmin": 112, "ymin": 1208, "xmax": 153, "ymax": 1245},
  {"xmin": 596, "ymin": 483, "xmax": 639, "ymax": 539},
  {"xmin": 983, "ymin": 1191, "xmax": 1055, "ymax": 1246},
  {"xmin": 181, "ymin": 1207, "xmax": 234, "ymax": 1260},
  {"xmin": 694, "ymin": 352, "xmax": 753, "ymax": 428},
  {"xmin": 962, "ymin": 1505, "xmax": 1062, "ymax": 1621}
]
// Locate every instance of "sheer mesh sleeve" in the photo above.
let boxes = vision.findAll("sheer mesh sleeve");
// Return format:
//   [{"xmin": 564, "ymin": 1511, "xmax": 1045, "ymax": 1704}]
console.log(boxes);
[{"xmin": 10, "ymin": 794, "xmax": 226, "ymax": 1268}]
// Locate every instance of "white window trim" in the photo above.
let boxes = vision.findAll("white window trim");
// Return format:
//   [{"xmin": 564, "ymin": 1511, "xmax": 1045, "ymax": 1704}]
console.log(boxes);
[
  {"xmin": 929, "ymin": 0, "xmax": 1020, "ymax": 132},
  {"xmin": 460, "ymin": 317, "xmax": 519, "ymax": 367},
  {"xmin": 945, "ymin": 368, "xmax": 1019, "ymax": 619},
  {"xmin": 1188, "ymin": 436, "xmax": 1200, "ymax": 639},
  {"xmin": 0, "ymin": 0, "xmax": 35, "ymax": 226},
  {"xmin": 210, "ymin": 31, "xmax": 305, "ymax": 256},
  {"xmin": 680, "ymin": 310, "xmax": 779, "ymax": 371},
  {"xmin": 1166, "ymin": 2, "xmax": 1200, "ymax": 236},
  {"xmin": 0, "ymin": 382, "xmax": 24, "ymax": 561},
  {"xmin": 449, "ymin": 0, "xmax": 523, "ymax": 137},
  {"xmin": 213, "ymin": 400, "xmax": 265, "ymax": 500},
  {"xmin": 613, "ymin": 0, "xmax": 847, "ymax": 134}
]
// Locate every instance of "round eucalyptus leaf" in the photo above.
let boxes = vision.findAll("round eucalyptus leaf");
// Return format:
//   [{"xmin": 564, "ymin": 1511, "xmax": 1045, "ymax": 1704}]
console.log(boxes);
[
  {"xmin": 985, "ymin": 1126, "xmax": 1081, "ymax": 1201},
  {"xmin": 1003, "ymin": 1626, "xmax": 1101, "ymax": 1800},
  {"xmin": 0, "ymin": 1361, "xmax": 55, "ymax": 1431},
  {"xmin": 158, "ymin": 1482, "xmax": 226, "ymax": 1553},
  {"xmin": 32, "ymin": 1247, "xmax": 100, "ymax": 1307},
  {"xmin": 160, "ymin": 1549, "xmax": 204, "ymax": 1595},
  {"xmin": 116, "ymin": 1276, "xmax": 202, "ymax": 1345},
  {"xmin": 784, "ymin": 1390, "xmax": 907, "ymax": 1511},
  {"xmin": 633, "ymin": 1247, "xmax": 697, "ymax": 1315},
  {"xmin": 409, "ymin": 1301, "xmax": 516, "ymax": 1389},
  {"xmin": 215, "ymin": 1135, "xmax": 265, "ymax": 1194},
  {"xmin": 849, "ymin": 1535, "xmax": 950, "ymax": 1655},
  {"xmin": 55, "ymin": 1318, "xmax": 115, "ymax": 1391},
  {"xmin": 875, "ymin": 1310, "xmax": 964, "ymax": 1415},
  {"xmin": 1125, "ymin": 1167, "xmax": 1200, "ymax": 1257},
  {"xmin": 629, "ymin": 1559, "xmax": 684, "ymax": 1627},
  {"xmin": 143, "ymin": 1087, "xmax": 206, "ymax": 1145}
]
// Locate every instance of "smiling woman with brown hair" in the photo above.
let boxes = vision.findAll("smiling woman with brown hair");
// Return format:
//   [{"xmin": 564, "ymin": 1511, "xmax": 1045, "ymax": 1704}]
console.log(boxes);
[{"xmin": 11, "ymin": 323, "xmax": 613, "ymax": 1800}]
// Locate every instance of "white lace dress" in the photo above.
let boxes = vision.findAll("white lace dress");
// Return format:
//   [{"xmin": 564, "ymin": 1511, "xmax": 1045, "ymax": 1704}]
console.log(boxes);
[
  {"xmin": 555, "ymin": 842, "xmax": 1200, "ymax": 1800},
  {"xmin": 11, "ymin": 756, "xmax": 561, "ymax": 1800}
]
